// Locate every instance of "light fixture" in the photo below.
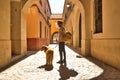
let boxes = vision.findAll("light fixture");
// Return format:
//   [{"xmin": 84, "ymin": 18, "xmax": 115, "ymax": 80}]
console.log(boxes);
[{"xmin": 66, "ymin": 3, "xmax": 70, "ymax": 8}]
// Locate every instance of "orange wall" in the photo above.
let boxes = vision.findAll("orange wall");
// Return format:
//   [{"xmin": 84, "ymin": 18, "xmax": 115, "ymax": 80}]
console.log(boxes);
[
  {"xmin": 51, "ymin": 20, "xmax": 59, "ymax": 36},
  {"xmin": 27, "ymin": 6, "xmax": 39, "ymax": 38},
  {"xmin": 26, "ymin": 6, "xmax": 51, "ymax": 50}
]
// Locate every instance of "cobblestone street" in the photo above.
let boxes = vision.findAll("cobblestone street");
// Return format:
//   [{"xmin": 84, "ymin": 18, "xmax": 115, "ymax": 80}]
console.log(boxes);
[{"xmin": 0, "ymin": 44, "xmax": 120, "ymax": 80}]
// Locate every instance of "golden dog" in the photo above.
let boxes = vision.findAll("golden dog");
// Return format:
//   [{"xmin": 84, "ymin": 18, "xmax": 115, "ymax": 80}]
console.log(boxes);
[{"xmin": 40, "ymin": 45, "xmax": 54, "ymax": 65}]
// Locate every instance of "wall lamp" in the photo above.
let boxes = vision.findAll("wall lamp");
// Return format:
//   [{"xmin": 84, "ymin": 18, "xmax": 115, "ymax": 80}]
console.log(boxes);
[{"xmin": 66, "ymin": 2, "xmax": 72, "ymax": 8}]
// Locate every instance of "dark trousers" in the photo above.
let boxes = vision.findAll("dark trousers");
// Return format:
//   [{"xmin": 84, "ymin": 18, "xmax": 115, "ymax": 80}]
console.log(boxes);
[{"xmin": 59, "ymin": 42, "xmax": 66, "ymax": 62}]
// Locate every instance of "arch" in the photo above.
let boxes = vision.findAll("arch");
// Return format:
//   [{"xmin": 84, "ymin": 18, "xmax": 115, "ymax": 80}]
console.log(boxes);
[
  {"xmin": 51, "ymin": 31, "xmax": 59, "ymax": 43},
  {"xmin": 10, "ymin": 0, "xmax": 39, "ymax": 54},
  {"xmin": 68, "ymin": 0, "xmax": 91, "ymax": 56}
]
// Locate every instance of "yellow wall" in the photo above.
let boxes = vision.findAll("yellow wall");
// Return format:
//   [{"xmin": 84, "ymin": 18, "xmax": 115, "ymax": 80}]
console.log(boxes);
[
  {"xmin": 0, "ymin": 0, "xmax": 11, "ymax": 68},
  {"xmin": 27, "ymin": 4, "xmax": 51, "ymax": 50},
  {"xmin": 64, "ymin": 0, "xmax": 91, "ymax": 55},
  {"xmin": 27, "ymin": 6, "xmax": 39, "ymax": 38},
  {"xmin": 65, "ymin": 0, "xmax": 120, "ymax": 70},
  {"xmin": 51, "ymin": 20, "xmax": 59, "ymax": 36},
  {"xmin": 27, "ymin": 6, "xmax": 51, "ymax": 39},
  {"xmin": 91, "ymin": 0, "xmax": 120, "ymax": 70}
]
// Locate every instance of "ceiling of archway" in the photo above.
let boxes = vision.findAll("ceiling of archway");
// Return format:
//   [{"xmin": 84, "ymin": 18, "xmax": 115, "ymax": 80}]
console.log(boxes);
[{"xmin": 22, "ymin": 0, "xmax": 38, "ymax": 13}]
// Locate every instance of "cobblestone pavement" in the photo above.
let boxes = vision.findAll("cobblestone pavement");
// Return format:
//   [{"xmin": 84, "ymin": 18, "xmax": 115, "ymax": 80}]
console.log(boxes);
[{"xmin": 0, "ymin": 44, "xmax": 120, "ymax": 80}]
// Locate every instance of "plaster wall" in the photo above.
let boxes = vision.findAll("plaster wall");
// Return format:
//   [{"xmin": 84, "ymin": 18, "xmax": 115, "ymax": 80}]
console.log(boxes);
[
  {"xmin": 26, "ymin": 4, "xmax": 50, "ymax": 50},
  {"xmin": 0, "ymin": 0, "xmax": 11, "ymax": 68},
  {"xmin": 51, "ymin": 20, "xmax": 59, "ymax": 36},
  {"xmin": 27, "ymin": 6, "xmax": 39, "ymax": 38},
  {"xmin": 91, "ymin": 0, "xmax": 120, "ymax": 70},
  {"xmin": 11, "ymin": 1, "xmax": 27, "ymax": 54},
  {"xmin": 65, "ymin": 0, "xmax": 91, "ymax": 56}
]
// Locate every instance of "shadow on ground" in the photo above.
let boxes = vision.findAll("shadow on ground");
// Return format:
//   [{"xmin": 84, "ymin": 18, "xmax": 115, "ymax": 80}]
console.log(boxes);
[
  {"xmin": 58, "ymin": 64, "xmax": 78, "ymax": 80},
  {"xmin": 38, "ymin": 64, "xmax": 53, "ymax": 71},
  {"xmin": 67, "ymin": 45, "xmax": 120, "ymax": 80}
]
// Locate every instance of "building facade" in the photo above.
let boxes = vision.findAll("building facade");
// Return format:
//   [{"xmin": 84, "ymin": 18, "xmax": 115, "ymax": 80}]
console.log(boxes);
[
  {"xmin": 0, "ymin": 0, "xmax": 51, "ymax": 68},
  {"xmin": 63, "ymin": 0, "xmax": 120, "ymax": 70},
  {"xmin": 27, "ymin": 0, "xmax": 51, "ymax": 50}
]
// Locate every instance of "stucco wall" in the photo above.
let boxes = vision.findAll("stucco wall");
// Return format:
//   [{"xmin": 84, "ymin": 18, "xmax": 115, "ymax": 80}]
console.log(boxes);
[
  {"xmin": 11, "ymin": 1, "xmax": 27, "ymax": 54},
  {"xmin": 27, "ymin": 6, "xmax": 39, "ymax": 38},
  {"xmin": 27, "ymin": 5, "xmax": 50, "ymax": 50},
  {"xmin": 66, "ymin": 0, "xmax": 120, "ymax": 69},
  {"xmin": 91, "ymin": 39, "xmax": 120, "ymax": 69},
  {"xmin": 64, "ymin": 0, "xmax": 91, "ymax": 56},
  {"xmin": 0, "ymin": 0, "xmax": 11, "ymax": 68},
  {"xmin": 51, "ymin": 20, "xmax": 59, "ymax": 36},
  {"xmin": 91, "ymin": 0, "xmax": 120, "ymax": 69}
]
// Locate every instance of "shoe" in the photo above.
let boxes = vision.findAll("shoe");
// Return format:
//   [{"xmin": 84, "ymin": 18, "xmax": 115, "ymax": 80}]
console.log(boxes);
[{"xmin": 57, "ymin": 60, "xmax": 63, "ymax": 63}]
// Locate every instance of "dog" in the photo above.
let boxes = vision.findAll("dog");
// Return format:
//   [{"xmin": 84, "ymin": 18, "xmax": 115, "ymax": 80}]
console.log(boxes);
[{"xmin": 40, "ymin": 45, "xmax": 54, "ymax": 65}]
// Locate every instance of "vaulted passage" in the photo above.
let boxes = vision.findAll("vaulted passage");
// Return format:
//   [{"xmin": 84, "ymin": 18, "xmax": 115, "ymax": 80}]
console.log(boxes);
[{"xmin": 0, "ymin": 0, "xmax": 120, "ymax": 79}]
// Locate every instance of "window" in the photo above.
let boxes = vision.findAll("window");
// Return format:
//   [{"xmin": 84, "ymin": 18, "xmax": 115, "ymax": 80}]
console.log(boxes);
[
  {"xmin": 94, "ymin": 0, "xmax": 102, "ymax": 33},
  {"xmin": 40, "ymin": 22, "xmax": 42, "ymax": 38},
  {"xmin": 46, "ymin": 28, "xmax": 48, "ymax": 38},
  {"xmin": 45, "ymin": 26, "xmax": 46, "ymax": 38}
]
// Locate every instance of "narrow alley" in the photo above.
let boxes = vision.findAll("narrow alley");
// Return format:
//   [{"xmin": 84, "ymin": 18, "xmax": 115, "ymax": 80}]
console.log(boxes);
[
  {"xmin": 0, "ymin": 44, "xmax": 120, "ymax": 80},
  {"xmin": 1, "ymin": 0, "xmax": 120, "ymax": 80}
]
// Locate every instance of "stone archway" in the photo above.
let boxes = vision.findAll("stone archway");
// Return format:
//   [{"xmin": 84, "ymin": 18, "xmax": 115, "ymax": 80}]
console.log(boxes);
[
  {"xmin": 68, "ymin": 0, "xmax": 91, "ymax": 56},
  {"xmin": 52, "ymin": 32, "xmax": 59, "ymax": 44},
  {"xmin": 10, "ymin": 0, "xmax": 38, "ymax": 55}
]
